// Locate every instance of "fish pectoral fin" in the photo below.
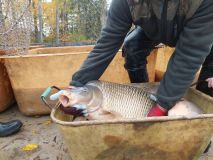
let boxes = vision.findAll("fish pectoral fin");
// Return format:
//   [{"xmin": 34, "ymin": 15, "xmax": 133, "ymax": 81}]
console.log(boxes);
[
  {"xmin": 100, "ymin": 110, "xmax": 112, "ymax": 115},
  {"xmin": 73, "ymin": 116, "xmax": 88, "ymax": 122},
  {"xmin": 102, "ymin": 110, "xmax": 123, "ymax": 118}
]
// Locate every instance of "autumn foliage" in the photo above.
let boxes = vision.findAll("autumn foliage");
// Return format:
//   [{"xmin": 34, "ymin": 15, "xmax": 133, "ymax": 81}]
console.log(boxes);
[{"xmin": 31, "ymin": 0, "xmax": 107, "ymax": 46}]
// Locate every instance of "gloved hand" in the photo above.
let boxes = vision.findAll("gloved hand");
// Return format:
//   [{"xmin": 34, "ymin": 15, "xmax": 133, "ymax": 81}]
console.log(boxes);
[
  {"xmin": 147, "ymin": 104, "xmax": 168, "ymax": 117},
  {"xmin": 50, "ymin": 88, "xmax": 88, "ymax": 117},
  {"xmin": 147, "ymin": 85, "xmax": 168, "ymax": 117},
  {"xmin": 206, "ymin": 77, "xmax": 213, "ymax": 88}
]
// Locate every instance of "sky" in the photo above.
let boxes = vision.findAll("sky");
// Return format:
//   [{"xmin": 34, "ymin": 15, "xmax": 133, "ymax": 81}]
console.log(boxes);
[
  {"xmin": 43, "ymin": 0, "xmax": 113, "ymax": 10},
  {"xmin": 43, "ymin": 0, "xmax": 112, "ymax": 4},
  {"xmin": 107, "ymin": 0, "xmax": 112, "ymax": 9},
  {"xmin": 107, "ymin": 0, "xmax": 112, "ymax": 5}
]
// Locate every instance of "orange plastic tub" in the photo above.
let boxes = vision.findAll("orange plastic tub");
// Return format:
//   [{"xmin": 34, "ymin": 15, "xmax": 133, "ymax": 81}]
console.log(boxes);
[
  {"xmin": 0, "ymin": 59, "xmax": 14, "ymax": 112},
  {"xmin": 1, "ymin": 46, "xmax": 158, "ymax": 116}
]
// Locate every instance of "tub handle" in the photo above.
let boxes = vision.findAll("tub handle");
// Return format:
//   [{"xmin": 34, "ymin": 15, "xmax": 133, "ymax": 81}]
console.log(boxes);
[{"xmin": 41, "ymin": 86, "xmax": 61, "ymax": 109}]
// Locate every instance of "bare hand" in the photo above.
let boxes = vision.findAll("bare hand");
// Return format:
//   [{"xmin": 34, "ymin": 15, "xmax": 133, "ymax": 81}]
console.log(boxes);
[{"xmin": 206, "ymin": 78, "xmax": 213, "ymax": 88}]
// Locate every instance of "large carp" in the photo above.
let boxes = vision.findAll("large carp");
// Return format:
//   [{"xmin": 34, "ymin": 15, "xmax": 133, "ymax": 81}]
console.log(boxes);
[
  {"xmin": 51, "ymin": 81, "xmax": 155, "ymax": 120},
  {"xmin": 50, "ymin": 81, "xmax": 203, "ymax": 120}
]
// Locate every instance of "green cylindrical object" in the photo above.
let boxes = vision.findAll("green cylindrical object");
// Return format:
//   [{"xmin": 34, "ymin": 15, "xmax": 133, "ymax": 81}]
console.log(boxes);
[{"xmin": 41, "ymin": 87, "xmax": 52, "ymax": 99}]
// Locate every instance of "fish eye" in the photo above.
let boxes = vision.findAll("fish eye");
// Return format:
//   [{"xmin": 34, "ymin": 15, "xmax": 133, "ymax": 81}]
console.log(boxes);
[
  {"xmin": 75, "ymin": 87, "xmax": 88, "ymax": 93},
  {"xmin": 81, "ymin": 88, "xmax": 88, "ymax": 92},
  {"xmin": 71, "ymin": 87, "xmax": 87, "ymax": 93}
]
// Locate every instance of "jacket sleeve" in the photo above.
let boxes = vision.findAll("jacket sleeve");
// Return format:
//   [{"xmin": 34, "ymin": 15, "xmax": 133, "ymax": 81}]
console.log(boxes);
[
  {"xmin": 157, "ymin": 0, "xmax": 213, "ymax": 109},
  {"xmin": 70, "ymin": 0, "xmax": 132, "ymax": 86}
]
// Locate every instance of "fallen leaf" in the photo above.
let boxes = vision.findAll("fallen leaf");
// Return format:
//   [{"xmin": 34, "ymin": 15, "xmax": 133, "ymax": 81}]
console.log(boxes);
[
  {"xmin": 22, "ymin": 144, "xmax": 38, "ymax": 151},
  {"xmin": 43, "ymin": 120, "xmax": 52, "ymax": 125},
  {"xmin": 32, "ymin": 130, "xmax": 38, "ymax": 135}
]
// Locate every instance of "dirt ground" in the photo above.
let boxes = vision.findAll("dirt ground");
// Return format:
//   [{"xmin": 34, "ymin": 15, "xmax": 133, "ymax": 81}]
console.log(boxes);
[
  {"xmin": 0, "ymin": 105, "xmax": 71, "ymax": 160},
  {"xmin": 0, "ymin": 105, "xmax": 212, "ymax": 160}
]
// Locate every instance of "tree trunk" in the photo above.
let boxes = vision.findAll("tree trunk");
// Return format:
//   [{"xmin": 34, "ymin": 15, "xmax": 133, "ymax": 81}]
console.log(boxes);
[
  {"xmin": 32, "ymin": 0, "xmax": 39, "ymax": 43},
  {"xmin": 0, "ymin": 0, "xmax": 4, "ymax": 26},
  {"xmin": 61, "ymin": 0, "xmax": 67, "ymax": 35},
  {"xmin": 55, "ymin": 0, "xmax": 60, "ymax": 46},
  {"xmin": 101, "ymin": 0, "xmax": 107, "ymax": 28},
  {"xmin": 38, "ymin": 0, "xmax": 43, "ymax": 43}
]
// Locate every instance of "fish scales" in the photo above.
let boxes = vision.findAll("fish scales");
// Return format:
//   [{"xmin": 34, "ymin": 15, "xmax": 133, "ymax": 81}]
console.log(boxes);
[
  {"xmin": 88, "ymin": 81, "xmax": 155, "ymax": 119},
  {"xmin": 55, "ymin": 80, "xmax": 203, "ymax": 120}
]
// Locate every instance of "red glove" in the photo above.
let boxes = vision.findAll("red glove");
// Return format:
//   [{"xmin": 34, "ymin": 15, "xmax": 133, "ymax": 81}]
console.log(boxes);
[{"xmin": 147, "ymin": 104, "xmax": 168, "ymax": 117}]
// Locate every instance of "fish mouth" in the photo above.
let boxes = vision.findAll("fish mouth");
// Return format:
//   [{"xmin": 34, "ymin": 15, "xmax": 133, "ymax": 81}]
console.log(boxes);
[
  {"xmin": 59, "ymin": 104, "xmax": 85, "ymax": 116},
  {"xmin": 59, "ymin": 103, "xmax": 88, "ymax": 117},
  {"xmin": 59, "ymin": 95, "xmax": 70, "ymax": 107}
]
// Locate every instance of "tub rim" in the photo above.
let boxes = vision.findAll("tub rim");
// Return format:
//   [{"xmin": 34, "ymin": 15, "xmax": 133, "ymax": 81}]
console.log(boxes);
[
  {"xmin": 51, "ymin": 87, "xmax": 213, "ymax": 127},
  {"xmin": 50, "ymin": 106, "xmax": 213, "ymax": 127},
  {"xmin": 0, "ymin": 51, "xmax": 90, "ymax": 59},
  {"xmin": 0, "ymin": 44, "xmax": 163, "ymax": 59}
]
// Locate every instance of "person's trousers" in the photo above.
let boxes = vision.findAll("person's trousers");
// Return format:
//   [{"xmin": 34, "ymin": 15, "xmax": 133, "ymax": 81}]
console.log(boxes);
[
  {"xmin": 122, "ymin": 26, "xmax": 158, "ymax": 83},
  {"xmin": 196, "ymin": 47, "xmax": 213, "ymax": 97}
]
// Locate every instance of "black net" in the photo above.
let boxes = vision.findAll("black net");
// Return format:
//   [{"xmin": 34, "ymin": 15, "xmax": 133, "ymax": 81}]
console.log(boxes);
[{"xmin": 0, "ymin": 0, "xmax": 32, "ymax": 55}]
